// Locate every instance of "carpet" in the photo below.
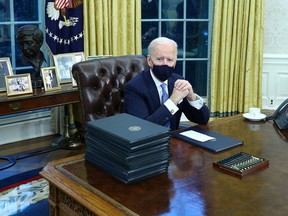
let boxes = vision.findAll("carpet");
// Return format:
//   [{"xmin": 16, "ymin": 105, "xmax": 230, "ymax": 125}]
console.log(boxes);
[
  {"xmin": 0, "ymin": 168, "xmax": 44, "ymax": 189},
  {"xmin": 0, "ymin": 176, "xmax": 49, "ymax": 216}
]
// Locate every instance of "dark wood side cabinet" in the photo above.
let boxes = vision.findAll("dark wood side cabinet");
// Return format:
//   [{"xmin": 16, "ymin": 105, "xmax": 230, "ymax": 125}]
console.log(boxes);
[{"xmin": 0, "ymin": 84, "xmax": 79, "ymax": 116}]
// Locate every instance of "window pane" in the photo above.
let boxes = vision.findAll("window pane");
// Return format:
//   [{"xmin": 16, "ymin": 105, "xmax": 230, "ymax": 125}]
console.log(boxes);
[
  {"xmin": 14, "ymin": 0, "xmax": 38, "ymax": 21},
  {"xmin": 0, "ymin": 1, "xmax": 11, "ymax": 21},
  {"xmin": 142, "ymin": 0, "xmax": 159, "ymax": 19},
  {"xmin": 160, "ymin": 21, "xmax": 184, "ymax": 58},
  {"xmin": 186, "ymin": 60, "xmax": 208, "ymax": 96},
  {"xmin": 0, "ymin": 25, "xmax": 11, "ymax": 58},
  {"xmin": 162, "ymin": 0, "xmax": 182, "ymax": 19},
  {"xmin": 175, "ymin": 60, "xmax": 183, "ymax": 76},
  {"xmin": 186, "ymin": 22, "xmax": 208, "ymax": 58},
  {"xmin": 187, "ymin": 0, "xmax": 209, "ymax": 19},
  {"xmin": 142, "ymin": 22, "xmax": 159, "ymax": 55},
  {"xmin": 163, "ymin": 0, "xmax": 209, "ymax": 19},
  {"xmin": 0, "ymin": 2, "xmax": 11, "ymax": 59}
]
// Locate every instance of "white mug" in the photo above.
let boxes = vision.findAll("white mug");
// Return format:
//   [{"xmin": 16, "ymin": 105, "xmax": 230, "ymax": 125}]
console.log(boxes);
[{"xmin": 249, "ymin": 107, "xmax": 261, "ymax": 117}]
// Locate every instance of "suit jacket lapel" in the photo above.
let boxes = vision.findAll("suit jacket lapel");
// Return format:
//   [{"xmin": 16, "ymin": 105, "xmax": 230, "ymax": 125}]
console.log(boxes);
[{"xmin": 142, "ymin": 69, "xmax": 161, "ymax": 106}]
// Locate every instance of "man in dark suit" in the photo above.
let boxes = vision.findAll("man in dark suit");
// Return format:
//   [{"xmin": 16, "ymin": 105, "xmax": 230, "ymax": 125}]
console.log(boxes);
[{"xmin": 124, "ymin": 37, "xmax": 210, "ymax": 130}]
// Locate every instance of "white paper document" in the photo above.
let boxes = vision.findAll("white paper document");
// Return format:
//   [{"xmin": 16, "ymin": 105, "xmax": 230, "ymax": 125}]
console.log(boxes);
[{"xmin": 180, "ymin": 130, "xmax": 215, "ymax": 142}]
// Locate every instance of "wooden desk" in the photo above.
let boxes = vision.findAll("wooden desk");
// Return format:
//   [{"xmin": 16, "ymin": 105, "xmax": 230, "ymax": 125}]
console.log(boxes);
[
  {"xmin": 0, "ymin": 84, "xmax": 79, "ymax": 116},
  {"xmin": 40, "ymin": 113, "xmax": 288, "ymax": 216}
]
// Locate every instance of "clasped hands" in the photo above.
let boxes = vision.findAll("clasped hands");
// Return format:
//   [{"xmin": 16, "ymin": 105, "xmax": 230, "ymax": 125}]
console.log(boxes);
[{"xmin": 170, "ymin": 79, "xmax": 196, "ymax": 105}]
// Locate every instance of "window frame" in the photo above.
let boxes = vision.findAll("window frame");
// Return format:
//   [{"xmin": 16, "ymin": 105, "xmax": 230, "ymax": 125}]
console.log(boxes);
[
  {"xmin": 141, "ymin": 0, "xmax": 213, "ymax": 97},
  {"xmin": 0, "ymin": 1, "xmax": 46, "ymax": 74}
]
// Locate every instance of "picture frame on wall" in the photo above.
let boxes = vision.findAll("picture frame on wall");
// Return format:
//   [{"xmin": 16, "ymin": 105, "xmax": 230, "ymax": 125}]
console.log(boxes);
[
  {"xmin": 5, "ymin": 73, "xmax": 33, "ymax": 96},
  {"xmin": 41, "ymin": 67, "xmax": 61, "ymax": 92},
  {"xmin": 53, "ymin": 52, "xmax": 85, "ymax": 84},
  {"xmin": 0, "ymin": 57, "xmax": 13, "ymax": 92}
]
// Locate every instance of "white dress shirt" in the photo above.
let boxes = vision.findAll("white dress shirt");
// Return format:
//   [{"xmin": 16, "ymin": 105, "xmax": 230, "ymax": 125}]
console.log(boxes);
[{"xmin": 150, "ymin": 70, "xmax": 204, "ymax": 115}]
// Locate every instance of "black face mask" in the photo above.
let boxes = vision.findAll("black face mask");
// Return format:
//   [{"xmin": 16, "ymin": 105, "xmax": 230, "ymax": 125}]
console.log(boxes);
[{"xmin": 152, "ymin": 65, "xmax": 174, "ymax": 81}]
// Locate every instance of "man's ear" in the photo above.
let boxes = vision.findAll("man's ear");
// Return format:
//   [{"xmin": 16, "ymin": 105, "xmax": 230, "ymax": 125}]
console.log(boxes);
[{"xmin": 147, "ymin": 55, "xmax": 152, "ymax": 68}]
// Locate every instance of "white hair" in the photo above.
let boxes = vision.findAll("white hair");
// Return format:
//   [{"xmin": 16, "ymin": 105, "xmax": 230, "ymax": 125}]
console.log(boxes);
[{"xmin": 147, "ymin": 37, "xmax": 178, "ymax": 56}]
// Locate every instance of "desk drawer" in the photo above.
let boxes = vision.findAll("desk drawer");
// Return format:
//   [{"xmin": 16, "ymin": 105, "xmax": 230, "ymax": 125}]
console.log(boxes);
[{"xmin": 0, "ymin": 90, "xmax": 79, "ymax": 116}]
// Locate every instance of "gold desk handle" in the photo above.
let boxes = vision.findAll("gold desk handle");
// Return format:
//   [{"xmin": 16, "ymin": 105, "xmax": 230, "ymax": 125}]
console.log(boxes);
[{"xmin": 9, "ymin": 102, "xmax": 21, "ymax": 111}]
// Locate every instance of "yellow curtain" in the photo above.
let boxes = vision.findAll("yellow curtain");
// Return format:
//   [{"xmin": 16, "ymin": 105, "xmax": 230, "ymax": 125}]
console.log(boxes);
[
  {"xmin": 83, "ymin": 0, "xmax": 142, "ymax": 56},
  {"xmin": 209, "ymin": 0, "xmax": 264, "ymax": 119}
]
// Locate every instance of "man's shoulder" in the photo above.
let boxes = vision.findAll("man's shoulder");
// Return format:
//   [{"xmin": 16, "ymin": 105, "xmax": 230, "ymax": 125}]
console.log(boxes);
[
  {"xmin": 171, "ymin": 72, "xmax": 184, "ymax": 79},
  {"xmin": 126, "ymin": 68, "xmax": 150, "ymax": 85}
]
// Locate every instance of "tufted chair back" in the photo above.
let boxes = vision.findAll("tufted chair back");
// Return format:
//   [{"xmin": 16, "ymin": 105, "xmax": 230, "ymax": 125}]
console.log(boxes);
[{"xmin": 72, "ymin": 55, "xmax": 148, "ymax": 130}]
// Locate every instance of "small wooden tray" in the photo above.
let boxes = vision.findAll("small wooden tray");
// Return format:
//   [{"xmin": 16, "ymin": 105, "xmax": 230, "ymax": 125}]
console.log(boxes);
[{"xmin": 213, "ymin": 152, "xmax": 269, "ymax": 178}]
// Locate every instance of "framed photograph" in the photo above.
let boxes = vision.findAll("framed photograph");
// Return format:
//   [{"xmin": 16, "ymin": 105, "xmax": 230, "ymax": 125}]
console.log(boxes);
[
  {"xmin": 53, "ymin": 52, "xmax": 85, "ymax": 84},
  {"xmin": 5, "ymin": 74, "xmax": 33, "ymax": 96},
  {"xmin": 53, "ymin": 53, "xmax": 75, "ymax": 84},
  {"xmin": 70, "ymin": 70, "xmax": 77, "ymax": 87},
  {"xmin": 41, "ymin": 67, "xmax": 61, "ymax": 91},
  {"xmin": 73, "ymin": 52, "xmax": 85, "ymax": 63},
  {"xmin": 0, "ymin": 57, "xmax": 13, "ymax": 92}
]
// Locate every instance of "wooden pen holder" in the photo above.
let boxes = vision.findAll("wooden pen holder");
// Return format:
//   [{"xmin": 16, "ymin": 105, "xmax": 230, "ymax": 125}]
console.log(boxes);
[{"xmin": 213, "ymin": 152, "xmax": 269, "ymax": 178}]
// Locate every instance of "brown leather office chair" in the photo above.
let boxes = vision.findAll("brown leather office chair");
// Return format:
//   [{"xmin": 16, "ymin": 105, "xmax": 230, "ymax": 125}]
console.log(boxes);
[{"xmin": 72, "ymin": 55, "xmax": 148, "ymax": 133}]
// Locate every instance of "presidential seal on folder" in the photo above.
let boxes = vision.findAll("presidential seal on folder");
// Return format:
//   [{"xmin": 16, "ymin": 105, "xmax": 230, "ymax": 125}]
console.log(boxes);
[{"xmin": 85, "ymin": 113, "xmax": 171, "ymax": 184}]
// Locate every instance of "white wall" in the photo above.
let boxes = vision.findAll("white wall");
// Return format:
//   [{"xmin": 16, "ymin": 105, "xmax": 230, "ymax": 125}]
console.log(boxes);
[
  {"xmin": 262, "ymin": 0, "xmax": 288, "ymax": 110},
  {"xmin": 264, "ymin": 0, "xmax": 288, "ymax": 54},
  {"xmin": 0, "ymin": 109, "xmax": 55, "ymax": 145}
]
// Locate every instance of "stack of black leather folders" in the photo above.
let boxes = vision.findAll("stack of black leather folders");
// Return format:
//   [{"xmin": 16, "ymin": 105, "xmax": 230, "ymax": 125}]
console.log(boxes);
[{"xmin": 85, "ymin": 113, "xmax": 171, "ymax": 184}]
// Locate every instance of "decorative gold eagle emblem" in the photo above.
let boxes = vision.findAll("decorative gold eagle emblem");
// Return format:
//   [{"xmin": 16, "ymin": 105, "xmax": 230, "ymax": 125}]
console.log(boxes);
[{"xmin": 46, "ymin": 0, "xmax": 83, "ymax": 29}]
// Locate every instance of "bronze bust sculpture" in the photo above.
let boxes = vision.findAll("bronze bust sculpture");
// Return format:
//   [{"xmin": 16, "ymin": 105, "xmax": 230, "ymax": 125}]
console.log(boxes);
[{"xmin": 16, "ymin": 25, "xmax": 46, "ymax": 87}]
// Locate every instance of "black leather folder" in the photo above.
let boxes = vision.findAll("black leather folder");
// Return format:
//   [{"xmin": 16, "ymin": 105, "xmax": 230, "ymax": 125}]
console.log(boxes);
[
  {"xmin": 86, "ymin": 136, "xmax": 170, "ymax": 161},
  {"xmin": 172, "ymin": 126, "xmax": 243, "ymax": 153},
  {"xmin": 85, "ymin": 113, "xmax": 171, "ymax": 183},
  {"xmin": 85, "ymin": 149, "xmax": 169, "ymax": 184},
  {"xmin": 86, "ymin": 113, "xmax": 170, "ymax": 146}
]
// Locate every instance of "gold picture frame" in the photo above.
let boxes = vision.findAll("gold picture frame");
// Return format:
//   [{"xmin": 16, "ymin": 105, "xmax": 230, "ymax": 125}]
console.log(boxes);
[
  {"xmin": 73, "ymin": 52, "xmax": 85, "ymax": 63},
  {"xmin": 86, "ymin": 55, "xmax": 112, "ymax": 61},
  {"xmin": 53, "ymin": 52, "xmax": 85, "ymax": 84},
  {"xmin": 5, "ymin": 73, "xmax": 33, "ymax": 96},
  {"xmin": 0, "ymin": 57, "xmax": 13, "ymax": 92},
  {"xmin": 41, "ymin": 67, "xmax": 61, "ymax": 92},
  {"xmin": 70, "ymin": 69, "xmax": 77, "ymax": 87},
  {"xmin": 53, "ymin": 53, "xmax": 75, "ymax": 84},
  {"xmin": 72, "ymin": 52, "xmax": 85, "ymax": 87}
]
